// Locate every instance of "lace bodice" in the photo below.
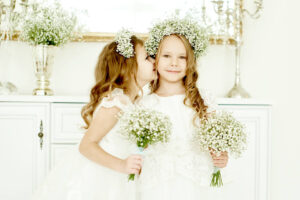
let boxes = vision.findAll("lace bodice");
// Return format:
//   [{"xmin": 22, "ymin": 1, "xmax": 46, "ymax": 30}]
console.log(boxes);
[{"xmin": 137, "ymin": 90, "xmax": 219, "ymax": 189}]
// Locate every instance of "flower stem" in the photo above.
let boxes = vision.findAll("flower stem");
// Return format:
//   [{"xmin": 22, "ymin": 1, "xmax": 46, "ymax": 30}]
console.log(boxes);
[
  {"xmin": 128, "ymin": 174, "xmax": 135, "ymax": 181},
  {"xmin": 210, "ymin": 167, "xmax": 223, "ymax": 187}
]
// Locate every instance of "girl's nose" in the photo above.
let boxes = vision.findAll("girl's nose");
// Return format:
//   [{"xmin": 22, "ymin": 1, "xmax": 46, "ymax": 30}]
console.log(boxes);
[{"xmin": 171, "ymin": 57, "xmax": 178, "ymax": 67}]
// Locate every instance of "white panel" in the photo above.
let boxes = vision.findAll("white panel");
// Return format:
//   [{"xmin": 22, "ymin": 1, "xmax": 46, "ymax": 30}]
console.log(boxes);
[
  {"xmin": 50, "ymin": 144, "xmax": 78, "ymax": 170},
  {"xmin": 51, "ymin": 103, "xmax": 86, "ymax": 143},
  {"xmin": 216, "ymin": 105, "xmax": 271, "ymax": 200}
]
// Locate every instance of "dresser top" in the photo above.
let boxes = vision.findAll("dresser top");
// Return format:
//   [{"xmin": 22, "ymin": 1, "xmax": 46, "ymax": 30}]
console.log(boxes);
[
  {"xmin": 0, "ymin": 95, "xmax": 89, "ymax": 103},
  {"xmin": 0, "ymin": 95, "xmax": 272, "ymax": 106}
]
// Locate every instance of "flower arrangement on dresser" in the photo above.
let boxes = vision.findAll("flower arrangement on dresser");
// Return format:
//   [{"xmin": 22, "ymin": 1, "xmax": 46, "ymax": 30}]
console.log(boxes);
[{"xmin": 20, "ymin": 0, "xmax": 81, "ymax": 96}]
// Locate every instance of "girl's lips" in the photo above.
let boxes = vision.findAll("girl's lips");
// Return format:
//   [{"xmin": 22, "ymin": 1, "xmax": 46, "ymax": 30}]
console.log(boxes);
[{"xmin": 166, "ymin": 70, "xmax": 181, "ymax": 73}]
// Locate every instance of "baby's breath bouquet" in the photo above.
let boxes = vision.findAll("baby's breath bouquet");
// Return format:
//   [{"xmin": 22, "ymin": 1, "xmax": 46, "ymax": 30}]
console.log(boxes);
[
  {"xmin": 194, "ymin": 110, "xmax": 247, "ymax": 187},
  {"xmin": 20, "ymin": 1, "xmax": 79, "ymax": 46},
  {"xmin": 118, "ymin": 106, "xmax": 172, "ymax": 181}
]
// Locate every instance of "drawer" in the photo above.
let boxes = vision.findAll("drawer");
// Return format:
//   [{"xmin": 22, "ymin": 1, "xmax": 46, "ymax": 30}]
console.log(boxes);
[
  {"xmin": 51, "ymin": 103, "xmax": 86, "ymax": 143},
  {"xmin": 50, "ymin": 144, "xmax": 78, "ymax": 169}
]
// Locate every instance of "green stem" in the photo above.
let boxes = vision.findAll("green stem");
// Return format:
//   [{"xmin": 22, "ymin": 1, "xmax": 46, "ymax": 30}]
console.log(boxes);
[
  {"xmin": 210, "ymin": 167, "xmax": 223, "ymax": 187},
  {"xmin": 128, "ymin": 173, "xmax": 135, "ymax": 181}
]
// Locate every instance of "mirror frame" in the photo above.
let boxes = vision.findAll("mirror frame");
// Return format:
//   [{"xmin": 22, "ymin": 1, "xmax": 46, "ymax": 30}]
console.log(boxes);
[{"xmin": 8, "ymin": 32, "xmax": 237, "ymax": 45}]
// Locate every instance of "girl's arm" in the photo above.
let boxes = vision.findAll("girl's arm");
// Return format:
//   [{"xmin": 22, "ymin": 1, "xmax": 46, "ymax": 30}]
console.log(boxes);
[{"xmin": 79, "ymin": 106, "xmax": 142, "ymax": 174}]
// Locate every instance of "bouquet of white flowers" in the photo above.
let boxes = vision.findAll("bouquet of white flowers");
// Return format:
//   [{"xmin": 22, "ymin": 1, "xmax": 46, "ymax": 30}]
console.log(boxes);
[
  {"xmin": 194, "ymin": 110, "xmax": 247, "ymax": 187},
  {"xmin": 118, "ymin": 106, "xmax": 172, "ymax": 181},
  {"xmin": 20, "ymin": 1, "xmax": 80, "ymax": 46}
]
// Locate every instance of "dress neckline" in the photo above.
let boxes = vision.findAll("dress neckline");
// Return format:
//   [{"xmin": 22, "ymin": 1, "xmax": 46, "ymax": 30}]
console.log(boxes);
[{"xmin": 152, "ymin": 93, "xmax": 185, "ymax": 98}]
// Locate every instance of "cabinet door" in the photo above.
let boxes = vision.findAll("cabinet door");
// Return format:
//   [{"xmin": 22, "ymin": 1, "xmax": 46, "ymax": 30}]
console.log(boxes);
[
  {"xmin": 0, "ymin": 103, "xmax": 49, "ymax": 200},
  {"xmin": 51, "ymin": 103, "xmax": 86, "ymax": 143},
  {"xmin": 215, "ymin": 105, "xmax": 271, "ymax": 200}
]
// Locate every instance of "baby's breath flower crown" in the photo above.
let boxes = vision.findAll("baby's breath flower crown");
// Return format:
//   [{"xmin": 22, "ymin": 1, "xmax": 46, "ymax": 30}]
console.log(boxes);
[
  {"xmin": 145, "ymin": 16, "xmax": 209, "ymax": 59},
  {"xmin": 115, "ymin": 29, "xmax": 134, "ymax": 58}
]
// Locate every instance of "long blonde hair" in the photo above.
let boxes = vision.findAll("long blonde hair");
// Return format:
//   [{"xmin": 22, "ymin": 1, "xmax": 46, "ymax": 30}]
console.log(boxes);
[
  {"xmin": 81, "ymin": 36, "xmax": 144, "ymax": 129},
  {"xmin": 151, "ymin": 34, "xmax": 208, "ymax": 122}
]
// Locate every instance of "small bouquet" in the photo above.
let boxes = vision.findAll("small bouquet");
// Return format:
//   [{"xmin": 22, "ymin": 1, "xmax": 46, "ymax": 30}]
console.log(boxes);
[
  {"xmin": 118, "ymin": 106, "xmax": 172, "ymax": 181},
  {"xmin": 194, "ymin": 110, "xmax": 247, "ymax": 187}
]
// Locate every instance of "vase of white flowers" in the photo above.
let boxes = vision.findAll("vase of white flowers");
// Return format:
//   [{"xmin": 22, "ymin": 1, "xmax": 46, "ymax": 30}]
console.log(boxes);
[{"xmin": 20, "ymin": 1, "xmax": 79, "ymax": 95}]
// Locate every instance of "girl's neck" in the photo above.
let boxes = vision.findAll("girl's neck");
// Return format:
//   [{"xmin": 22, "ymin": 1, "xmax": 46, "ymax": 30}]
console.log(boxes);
[{"xmin": 155, "ymin": 79, "xmax": 185, "ymax": 97}]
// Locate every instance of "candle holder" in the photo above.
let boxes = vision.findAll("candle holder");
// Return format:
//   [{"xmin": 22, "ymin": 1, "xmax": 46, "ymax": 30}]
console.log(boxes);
[
  {"xmin": 206, "ymin": 0, "xmax": 263, "ymax": 98},
  {"xmin": 0, "ymin": 0, "xmax": 29, "ymax": 95}
]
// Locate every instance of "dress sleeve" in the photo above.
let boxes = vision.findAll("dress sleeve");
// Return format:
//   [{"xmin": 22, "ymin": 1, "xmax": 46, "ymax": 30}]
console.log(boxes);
[{"xmin": 93, "ymin": 89, "xmax": 131, "ymax": 117}]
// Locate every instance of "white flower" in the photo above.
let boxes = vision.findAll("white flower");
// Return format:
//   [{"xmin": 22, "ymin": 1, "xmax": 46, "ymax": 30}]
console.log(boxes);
[
  {"xmin": 145, "ymin": 15, "xmax": 210, "ymax": 59},
  {"xmin": 115, "ymin": 29, "xmax": 134, "ymax": 58},
  {"xmin": 118, "ymin": 106, "xmax": 172, "ymax": 148},
  {"xmin": 194, "ymin": 110, "xmax": 247, "ymax": 158},
  {"xmin": 20, "ymin": 1, "xmax": 80, "ymax": 46}
]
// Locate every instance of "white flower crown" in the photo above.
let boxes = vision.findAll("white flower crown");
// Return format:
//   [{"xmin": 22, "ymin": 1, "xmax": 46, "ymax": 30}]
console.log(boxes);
[
  {"xmin": 115, "ymin": 29, "xmax": 134, "ymax": 58},
  {"xmin": 145, "ymin": 16, "xmax": 209, "ymax": 59}
]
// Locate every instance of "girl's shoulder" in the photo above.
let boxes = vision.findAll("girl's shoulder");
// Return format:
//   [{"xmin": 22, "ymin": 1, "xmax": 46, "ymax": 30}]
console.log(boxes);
[
  {"xmin": 94, "ymin": 88, "xmax": 132, "ymax": 116},
  {"xmin": 137, "ymin": 93, "xmax": 160, "ymax": 108}
]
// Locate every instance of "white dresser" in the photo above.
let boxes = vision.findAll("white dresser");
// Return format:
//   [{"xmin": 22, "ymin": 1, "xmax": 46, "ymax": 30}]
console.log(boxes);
[{"xmin": 0, "ymin": 96, "xmax": 271, "ymax": 200}]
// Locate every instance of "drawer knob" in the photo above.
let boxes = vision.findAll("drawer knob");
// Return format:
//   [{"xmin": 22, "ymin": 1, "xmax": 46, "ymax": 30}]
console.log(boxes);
[{"xmin": 38, "ymin": 120, "xmax": 44, "ymax": 150}]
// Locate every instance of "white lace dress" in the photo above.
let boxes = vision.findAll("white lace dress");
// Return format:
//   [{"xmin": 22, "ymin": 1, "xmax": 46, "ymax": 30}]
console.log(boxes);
[
  {"xmin": 32, "ymin": 89, "xmax": 138, "ymax": 200},
  {"xmin": 137, "ymin": 92, "xmax": 231, "ymax": 200}
]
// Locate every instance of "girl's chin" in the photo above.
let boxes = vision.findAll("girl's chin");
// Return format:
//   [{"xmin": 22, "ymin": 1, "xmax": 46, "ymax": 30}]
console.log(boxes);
[{"xmin": 160, "ymin": 75, "xmax": 184, "ymax": 83}]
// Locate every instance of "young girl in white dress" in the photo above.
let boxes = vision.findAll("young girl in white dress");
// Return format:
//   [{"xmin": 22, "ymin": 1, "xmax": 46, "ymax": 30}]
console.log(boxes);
[
  {"xmin": 138, "ymin": 18, "xmax": 229, "ymax": 200},
  {"xmin": 32, "ymin": 30, "xmax": 157, "ymax": 200}
]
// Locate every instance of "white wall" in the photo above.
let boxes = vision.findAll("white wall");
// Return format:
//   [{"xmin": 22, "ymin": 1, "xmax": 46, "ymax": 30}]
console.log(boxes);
[
  {"xmin": 0, "ymin": 0, "xmax": 300, "ymax": 199},
  {"xmin": 241, "ymin": 1, "xmax": 300, "ymax": 199}
]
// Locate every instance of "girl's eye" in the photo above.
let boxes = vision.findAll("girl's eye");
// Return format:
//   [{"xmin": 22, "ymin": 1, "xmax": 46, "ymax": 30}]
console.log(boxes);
[
  {"xmin": 163, "ymin": 54, "xmax": 170, "ymax": 58},
  {"xmin": 179, "ymin": 56, "xmax": 187, "ymax": 59}
]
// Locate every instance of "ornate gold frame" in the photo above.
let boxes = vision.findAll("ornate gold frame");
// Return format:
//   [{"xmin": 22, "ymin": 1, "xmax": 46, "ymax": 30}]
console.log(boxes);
[{"xmin": 7, "ymin": 32, "xmax": 236, "ymax": 45}]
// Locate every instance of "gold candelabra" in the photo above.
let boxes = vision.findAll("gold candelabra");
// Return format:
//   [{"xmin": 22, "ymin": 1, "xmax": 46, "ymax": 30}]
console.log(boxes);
[
  {"xmin": 0, "ymin": 0, "xmax": 29, "ymax": 95},
  {"xmin": 206, "ymin": 0, "xmax": 263, "ymax": 98},
  {"xmin": 0, "ymin": 0, "xmax": 29, "ymax": 41}
]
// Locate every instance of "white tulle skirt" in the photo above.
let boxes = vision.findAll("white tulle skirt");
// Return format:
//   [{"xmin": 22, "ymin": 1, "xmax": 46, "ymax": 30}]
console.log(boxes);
[
  {"xmin": 32, "ymin": 149, "xmax": 137, "ymax": 200},
  {"xmin": 138, "ymin": 174, "xmax": 229, "ymax": 200}
]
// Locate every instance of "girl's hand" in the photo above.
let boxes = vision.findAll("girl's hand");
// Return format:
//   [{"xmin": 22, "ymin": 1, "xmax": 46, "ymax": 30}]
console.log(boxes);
[
  {"xmin": 120, "ymin": 155, "xmax": 142, "ymax": 174},
  {"xmin": 210, "ymin": 151, "xmax": 229, "ymax": 168}
]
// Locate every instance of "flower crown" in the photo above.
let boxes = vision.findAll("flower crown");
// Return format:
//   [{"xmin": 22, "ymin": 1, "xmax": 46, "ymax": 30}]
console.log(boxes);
[
  {"xmin": 145, "ymin": 16, "xmax": 209, "ymax": 59},
  {"xmin": 115, "ymin": 29, "xmax": 134, "ymax": 58}
]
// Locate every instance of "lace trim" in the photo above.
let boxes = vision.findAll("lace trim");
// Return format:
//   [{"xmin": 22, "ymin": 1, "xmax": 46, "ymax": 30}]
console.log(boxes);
[{"xmin": 93, "ymin": 88, "xmax": 131, "ymax": 117}]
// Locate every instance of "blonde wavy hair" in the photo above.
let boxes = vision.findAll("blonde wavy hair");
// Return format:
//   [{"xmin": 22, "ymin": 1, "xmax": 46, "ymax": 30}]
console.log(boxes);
[
  {"xmin": 81, "ymin": 36, "xmax": 144, "ymax": 129},
  {"xmin": 151, "ymin": 34, "xmax": 208, "ymax": 122}
]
